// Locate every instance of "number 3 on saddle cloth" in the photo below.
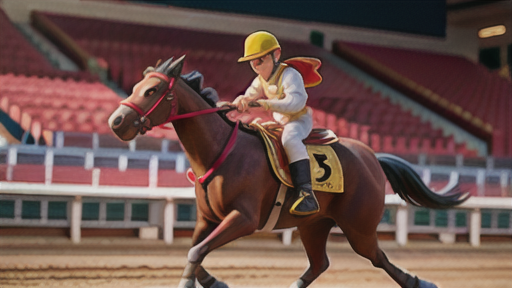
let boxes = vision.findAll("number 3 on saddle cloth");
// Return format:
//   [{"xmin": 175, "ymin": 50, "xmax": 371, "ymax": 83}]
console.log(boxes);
[{"xmin": 250, "ymin": 122, "xmax": 344, "ymax": 193}]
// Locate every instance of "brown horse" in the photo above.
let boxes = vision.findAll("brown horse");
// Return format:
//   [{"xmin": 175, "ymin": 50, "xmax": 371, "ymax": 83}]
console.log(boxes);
[{"xmin": 109, "ymin": 56, "xmax": 467, "ymax": 288}]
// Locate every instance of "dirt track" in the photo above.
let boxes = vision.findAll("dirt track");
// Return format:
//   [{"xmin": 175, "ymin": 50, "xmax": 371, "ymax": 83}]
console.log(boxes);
[{"xmin": 1, "ymin": 236, "xmax": 511, "ymax": 288}]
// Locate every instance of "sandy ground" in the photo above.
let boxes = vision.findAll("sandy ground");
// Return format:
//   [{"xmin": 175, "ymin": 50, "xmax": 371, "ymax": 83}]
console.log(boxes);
[{"xmin": 0, "ymin": 235, "xmax": 511, "ymax": 288}]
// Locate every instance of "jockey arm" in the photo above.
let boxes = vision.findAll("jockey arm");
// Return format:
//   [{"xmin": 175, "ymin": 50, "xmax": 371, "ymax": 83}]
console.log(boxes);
[{"xmin": 257, "ymin": 68, "xmax": 307, "ymax": 115}]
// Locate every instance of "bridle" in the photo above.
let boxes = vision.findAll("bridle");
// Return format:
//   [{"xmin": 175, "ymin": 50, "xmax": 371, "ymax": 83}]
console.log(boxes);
[
  {"xmin": 119, "ymin": 71, "xmax": 239, "ymax": 185},
  {"xmin": 120, "ymin": 71, "xmax": 233, "ymax": 134},
  {"xmin": 120, "ymin": 72, "xmax": 177, "ymax": 134}
]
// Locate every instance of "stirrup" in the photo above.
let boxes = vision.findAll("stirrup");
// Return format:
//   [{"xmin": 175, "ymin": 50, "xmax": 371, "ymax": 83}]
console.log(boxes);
[{"xmin": 289, "ymin": 190, "xmax": 319, "ymax": 216}]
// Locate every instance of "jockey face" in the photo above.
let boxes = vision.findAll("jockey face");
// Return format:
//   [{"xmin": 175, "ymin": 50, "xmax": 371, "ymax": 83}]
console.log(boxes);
[{"xmin": 250, "ymin": 49, "xmax": 281, "ymax": 81}]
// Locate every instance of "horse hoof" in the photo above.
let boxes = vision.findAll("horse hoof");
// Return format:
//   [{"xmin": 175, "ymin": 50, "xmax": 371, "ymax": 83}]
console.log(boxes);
[
  {"xmin": 289, "ymin": 279, "xmax": 306, "ymax": 288},
  {"xmin": 418, "ymin": 279, "xmax": 438, "ymax": 288},
  {"xmin": 177, "ymin": 278, "xmax": 195, "ymax": 288},
  {"xmin": 210, "ymin": 280, "xmax": 229, "ymax": 288}
]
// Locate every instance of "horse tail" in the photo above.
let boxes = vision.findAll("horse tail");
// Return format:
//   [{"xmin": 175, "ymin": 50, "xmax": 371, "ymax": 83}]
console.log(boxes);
[{"xmin": 376, "ymin": 153, "xmax": 469, "ymax": 209}]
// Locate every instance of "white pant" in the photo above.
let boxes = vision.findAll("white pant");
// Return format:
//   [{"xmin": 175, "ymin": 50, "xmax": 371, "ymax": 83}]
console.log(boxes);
[{"xmin": 279, "ymin": 108, "xmax": 313, "ymax": 163}]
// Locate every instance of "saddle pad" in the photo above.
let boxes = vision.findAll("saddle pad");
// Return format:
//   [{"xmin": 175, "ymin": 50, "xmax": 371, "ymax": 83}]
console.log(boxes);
[
  {"xmin": 250, "ymin": 122, "xmax": 344, "ymax": 193},
  {"xmin": 307, "ymin": 145, "xmax": 344, "ymax": 193}
]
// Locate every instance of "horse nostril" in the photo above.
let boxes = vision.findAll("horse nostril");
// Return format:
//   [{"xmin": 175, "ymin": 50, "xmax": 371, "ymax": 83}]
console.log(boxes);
[{"xmin": 113, "ymin": 115, "xmax": 123, "ymax": 126}]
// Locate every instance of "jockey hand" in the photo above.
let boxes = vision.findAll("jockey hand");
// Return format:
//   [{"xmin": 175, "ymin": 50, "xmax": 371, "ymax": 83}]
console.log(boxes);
[
  {"xmin": 216, "ymin": 101, "xmax": 232, "ymax": 108},
  {"xmin": 233, "ymin": 96, "xmax": 251, "ymax": 113},
  {"xmin": 256, "ymin": 99, "xmax": 269, "ymax": 110}
]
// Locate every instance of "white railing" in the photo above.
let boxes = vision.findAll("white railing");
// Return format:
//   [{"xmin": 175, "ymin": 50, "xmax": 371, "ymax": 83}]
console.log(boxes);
[
  {"xmin": 2, "ymin": 180, "xmax": 511, "ymax": 246},
  {"xmin": 0, "ymin": 181, "xmax": 195, "ymax": 244},
  {"xmin": 381, "ymin": 194, "xmax": 512, "ymax": 247},
  {"xmin": 1, "ymin": 145, "xmax": 511, "ymax": 246}
]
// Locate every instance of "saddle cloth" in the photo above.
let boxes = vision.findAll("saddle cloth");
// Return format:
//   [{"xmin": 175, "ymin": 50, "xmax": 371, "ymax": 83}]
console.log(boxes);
[{"xmin": 250, "ymin": 122, "xmax": 344, "ymax": 193}]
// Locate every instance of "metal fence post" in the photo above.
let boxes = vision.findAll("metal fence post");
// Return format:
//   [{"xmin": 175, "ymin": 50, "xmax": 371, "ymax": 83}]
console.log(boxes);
[
  {"xmin": 164, "ymin": 198, "xmax": 174, "ymax": 244},
  {"xmin": 45, "ymin": 148, "xmax": 54, "ymax": 185},
  {"xmin": 71, "ymin": 196, "xmax": 82, "ymax": 244},
  {"xmin": 470, "ymin": 208, "xmax": 481, "ymax": 247},
  {"xmin": 396, "ymin": 204, "xmax": 408, "ymax": 246}
]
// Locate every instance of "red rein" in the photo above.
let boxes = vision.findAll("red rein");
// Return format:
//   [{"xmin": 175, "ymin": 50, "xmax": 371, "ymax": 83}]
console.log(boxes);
[{"xmin": 120, "ymin": 72, "xmax": 239, "ymax": 185}]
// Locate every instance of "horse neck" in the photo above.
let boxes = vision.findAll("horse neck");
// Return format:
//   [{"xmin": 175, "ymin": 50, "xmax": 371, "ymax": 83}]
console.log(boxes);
[{"xmin": 171, "ymin": 79, "xmax": 234, "ymax": 176}]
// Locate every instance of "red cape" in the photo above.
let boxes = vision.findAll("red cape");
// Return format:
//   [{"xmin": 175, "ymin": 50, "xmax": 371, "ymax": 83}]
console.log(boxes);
[{"xmin": 284, "ymin": 57, "xmax": 322, "ymax": 88}]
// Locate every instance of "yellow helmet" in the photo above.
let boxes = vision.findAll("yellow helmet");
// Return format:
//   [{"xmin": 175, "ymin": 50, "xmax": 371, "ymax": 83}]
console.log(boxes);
[{"xmin": 238, "ymin": 31, "xmax": 280, "ymax": 62}]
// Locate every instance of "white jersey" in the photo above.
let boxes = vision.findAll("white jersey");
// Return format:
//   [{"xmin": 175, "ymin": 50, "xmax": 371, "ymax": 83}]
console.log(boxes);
[
  {"xmin": 242, "ymin": 66, "xmax": 309, "ymax": 125},
  {"xmin": 239, "ymin": 65, "xmax": 313, "ymax": 163}
]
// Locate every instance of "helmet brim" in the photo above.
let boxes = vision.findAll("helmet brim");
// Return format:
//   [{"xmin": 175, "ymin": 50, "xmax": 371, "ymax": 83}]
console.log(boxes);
[{"xmin": 238, "ymin": 47, "xmax": 280, "ymax": 63}]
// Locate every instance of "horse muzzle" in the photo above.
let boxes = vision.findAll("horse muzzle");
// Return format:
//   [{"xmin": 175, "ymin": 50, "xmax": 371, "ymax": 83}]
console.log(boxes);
[{"xmin": 108, "ymin": 105, "xmax": 141, "ymax": 141}]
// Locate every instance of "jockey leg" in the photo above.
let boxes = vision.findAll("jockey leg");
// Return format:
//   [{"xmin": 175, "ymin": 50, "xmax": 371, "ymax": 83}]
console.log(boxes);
[
  {"xmin": 282, "ymin": 119, "xmax": 318, "ymax": 216},
  {"xmin": 288, "ymin": 159, "xmax": 319, "ymax": 215}
]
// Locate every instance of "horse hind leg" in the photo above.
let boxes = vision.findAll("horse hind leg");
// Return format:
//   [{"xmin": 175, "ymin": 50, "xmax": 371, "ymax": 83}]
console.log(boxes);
[
  {"xmin": 342, "ymin": 227, "xmax": 438, "ymax": 288},
  {"xmin": 291, "ymin": 218, "xmax": 335, "ymax": 288}
]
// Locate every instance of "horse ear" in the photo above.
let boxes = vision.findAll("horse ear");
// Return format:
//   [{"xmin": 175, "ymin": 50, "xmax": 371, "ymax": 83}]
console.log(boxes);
[
  {"xmin": 155, "ymin": 57, "xmax": 173, "ymax": 74},
  {"xmin": 166, "ymin": 55, "xmax": 186, "ymax": 78}
]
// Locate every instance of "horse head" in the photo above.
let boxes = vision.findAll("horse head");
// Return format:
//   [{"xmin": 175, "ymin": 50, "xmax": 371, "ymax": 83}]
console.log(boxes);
[{"xmin": 108, "ymin": 56, "xmax": 185, "ymax": 141}]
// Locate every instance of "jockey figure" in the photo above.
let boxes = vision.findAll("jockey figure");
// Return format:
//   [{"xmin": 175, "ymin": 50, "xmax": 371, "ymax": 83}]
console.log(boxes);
[{"xmin": 233, "ymin": 31, "xmax": 319, "ymax": 216}]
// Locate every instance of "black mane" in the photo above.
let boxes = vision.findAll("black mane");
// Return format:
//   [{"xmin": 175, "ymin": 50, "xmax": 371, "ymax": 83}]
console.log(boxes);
[
  {"xmin": 180, "ymin": 70, "xmax": 257, "ymax": 135},
  {"xmin": 181, "ymin": 71, "xmax": 219, "ymax": 108}
]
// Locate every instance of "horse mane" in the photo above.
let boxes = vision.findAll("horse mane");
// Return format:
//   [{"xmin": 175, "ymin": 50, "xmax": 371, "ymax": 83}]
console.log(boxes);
[
  {"xmin": 181, "ymin": 71, "xmax": 219, "ymax": 108},
  {"xmin": 146, "ymin": 61, "xmax": 218, "ymax": 107}
]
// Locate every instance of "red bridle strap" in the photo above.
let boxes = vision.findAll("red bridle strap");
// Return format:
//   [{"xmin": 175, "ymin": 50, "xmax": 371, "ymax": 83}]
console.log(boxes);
[
  {"xmin": 145, "ymin": 77, "xmax": 175, "ymax": 117},
  {"xmin": 120, "ymin": 72, "xmax": 175, "ymax": 118},
  {"xmin": 120, "ymin": 101, "xmax": 145, "ymax": 116},
  {"xmin": 198, "ymin": 121, "xmax": 240, "ymax": 184},
  {"xmin": 163, "ymin": 107, "xmax": 226, "ymax": 123}
]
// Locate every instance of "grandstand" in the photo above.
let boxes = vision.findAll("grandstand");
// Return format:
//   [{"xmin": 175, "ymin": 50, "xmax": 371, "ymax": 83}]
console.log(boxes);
[
  {"xmin": 0, "ymin": 0, "xmax": 511, "ymax": 246},
  {"xmin": 333, "ymin": 41, "xmax": 512, "ymax": 157}
]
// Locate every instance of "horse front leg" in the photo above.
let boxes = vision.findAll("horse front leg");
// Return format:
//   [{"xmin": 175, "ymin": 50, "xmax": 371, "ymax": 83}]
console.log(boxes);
[
  {"xmin": 188, "ymin": 217, "xmax": 221, "ymax": 288},
  {"xmin": 196, "ymin": 266, "xmax": 229, "ymax": 288},
  {"xmin": 190, "ymin": 217, "xmax": 228, "ymax": 288},
  {"xmin": 178, "ymin": 209, "xmax": 259, "ymax": 288}
]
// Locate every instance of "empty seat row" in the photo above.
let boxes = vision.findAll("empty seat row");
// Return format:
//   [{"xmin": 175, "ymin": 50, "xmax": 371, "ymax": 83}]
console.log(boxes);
[
  {"xmin": 0, "ymin": 74, "xmax": 120, "ymax": 140},
  {"xmin": 333, "ymin": 40, "xmax": 512, "ymax": 157}
]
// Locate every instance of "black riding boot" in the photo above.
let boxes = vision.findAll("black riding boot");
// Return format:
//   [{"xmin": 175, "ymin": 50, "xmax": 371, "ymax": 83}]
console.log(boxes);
[{"xmin": 289, "ymin": 159, "xmax": 320, "ymax": 216}]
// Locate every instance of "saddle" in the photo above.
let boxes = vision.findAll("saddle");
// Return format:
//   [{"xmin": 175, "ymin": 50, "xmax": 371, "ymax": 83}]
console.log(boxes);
[{"xmin": 250, "ymin": 122, "xmax": 344, "ymax": 193}]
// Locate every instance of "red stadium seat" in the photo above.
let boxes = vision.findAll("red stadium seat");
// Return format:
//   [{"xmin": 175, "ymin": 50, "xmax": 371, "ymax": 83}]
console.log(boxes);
[
  {"xmin": 10, "ymin": 164, "xmax": 45, "ymax": 183},
  {"xmin": 52, "ymin": 166, "xmax": 93, "ymax": 184},
  {"xmin": 99, "ymin": 167, "xmax": 149, "ymax": 186},
  {"xmin": 158, "ymin": 170, "xmax": 195, "ymax": 188}
]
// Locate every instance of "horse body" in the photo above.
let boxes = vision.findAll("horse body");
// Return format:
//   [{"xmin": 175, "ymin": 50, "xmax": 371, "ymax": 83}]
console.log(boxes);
[
  {"xmin": 170, "ymin": 79, "xmax": 278, "ymax": 227},
  {"xmin": 109, "ymin": 57, "xmax": 466, "ymax": 288}
]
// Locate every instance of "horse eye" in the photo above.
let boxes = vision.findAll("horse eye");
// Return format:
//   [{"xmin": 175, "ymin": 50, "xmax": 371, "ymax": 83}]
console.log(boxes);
[{"xmin": 145, "ymin": 88, "xmax": 157, "ymax": 97}]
